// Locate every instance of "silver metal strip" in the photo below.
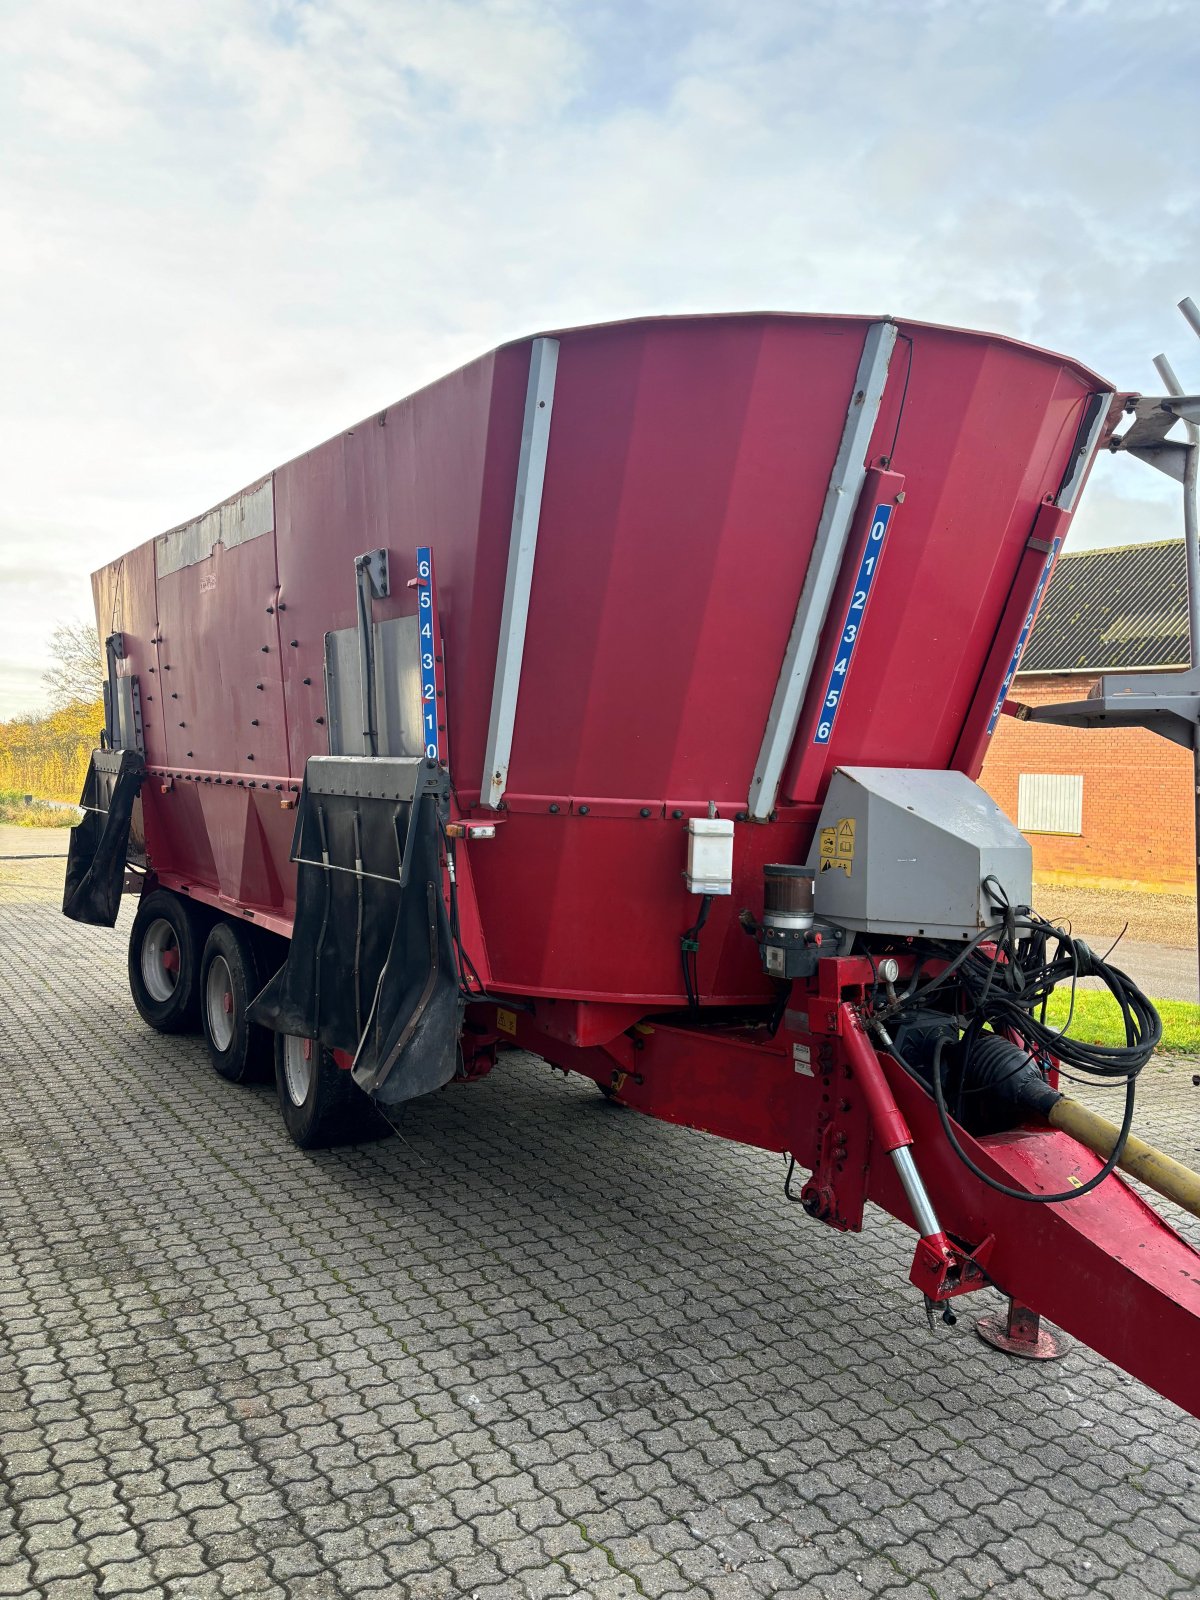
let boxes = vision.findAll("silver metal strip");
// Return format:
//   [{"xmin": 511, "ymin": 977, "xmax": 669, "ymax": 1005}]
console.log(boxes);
[
  {"xmin": 481, "ymin": 337, "xmax": 560, "ymax": 808},
  {"xmin": 890, "ymin": 1145, "xmax": 942, "ymax": 1241},
  {"xmin": 748, "ymin": 320, "xmax": 898, "ymax": 820},
  {"xmin": 1056, "ymin": 390, "xmax": 1115, "ymax": 512}
]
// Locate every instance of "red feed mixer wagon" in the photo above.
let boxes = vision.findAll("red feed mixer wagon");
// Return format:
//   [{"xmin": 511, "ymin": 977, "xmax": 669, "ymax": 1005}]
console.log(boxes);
[{"xmin": 65, "ymin": 313, "xmax": 1200, "ymax": 1417}]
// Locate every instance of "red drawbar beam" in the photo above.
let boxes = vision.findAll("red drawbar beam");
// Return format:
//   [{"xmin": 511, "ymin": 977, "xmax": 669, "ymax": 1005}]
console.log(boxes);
[
  {"xmin": 497, "ymin": 998, "xmax": 1200, "ymax": 1418},
  {"xmin": 872, "ymin": 1058, "xmax": 1200, "ymax": 1417}
]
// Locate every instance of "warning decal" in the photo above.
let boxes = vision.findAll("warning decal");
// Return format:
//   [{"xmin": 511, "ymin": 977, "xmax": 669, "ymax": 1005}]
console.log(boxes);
[{"xmin": 819, "ymin": 817, "xmax": 856, "ymax": 876}]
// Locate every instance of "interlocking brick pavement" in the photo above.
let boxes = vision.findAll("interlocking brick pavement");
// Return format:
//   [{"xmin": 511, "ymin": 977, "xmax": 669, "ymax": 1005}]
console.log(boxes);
[{"xmin": 1, "ymin": 829, "xmax": 1198, "ymax": 1599}]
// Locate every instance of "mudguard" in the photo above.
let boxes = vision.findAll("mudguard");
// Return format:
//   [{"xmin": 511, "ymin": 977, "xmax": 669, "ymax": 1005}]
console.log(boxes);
[
  {"xmin": 249, "ymin": 757, "xmax": 461, "ymax": 1106},
  {"xmin": 63, "ymin": 748, "xmax": 145, "ymax": 927}
]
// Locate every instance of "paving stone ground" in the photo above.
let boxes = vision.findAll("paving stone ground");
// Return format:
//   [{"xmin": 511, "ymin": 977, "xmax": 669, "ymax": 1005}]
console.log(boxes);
[{"xmin": 1, "ymin": 830, "xmax": 1198, "ymax": 1599}]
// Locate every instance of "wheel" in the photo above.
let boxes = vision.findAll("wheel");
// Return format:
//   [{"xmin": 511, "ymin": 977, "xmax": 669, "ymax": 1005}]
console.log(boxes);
[
  {"xmin": 274, "ymin": 1032, "xmax": 375, "ymax": 1149},
  {"xmin": 200, "ymin": 921, "xmax": 272, "ymax": 1084},
  {"xmin": 128, "ymin": 889, "xmax": 201, "ymax": 1033}
]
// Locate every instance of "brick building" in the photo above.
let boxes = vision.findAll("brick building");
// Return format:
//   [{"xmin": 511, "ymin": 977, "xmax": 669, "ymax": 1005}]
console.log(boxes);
[{"xmin": 979, "ymin": 539, "xmax": 1193, "ymax": 890}]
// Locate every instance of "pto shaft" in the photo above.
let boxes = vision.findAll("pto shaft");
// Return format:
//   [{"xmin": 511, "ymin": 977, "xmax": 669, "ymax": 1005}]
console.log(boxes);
[{"xmin": 1048, "ymin": 1097, "xmax": 1200, "ymax": 1223}]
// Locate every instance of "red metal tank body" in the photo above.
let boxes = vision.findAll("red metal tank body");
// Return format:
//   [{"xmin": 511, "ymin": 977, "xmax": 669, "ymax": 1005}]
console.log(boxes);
[{"xmin": 93, "ymin": 313, "xmax": 1110, "ymax": 1005}]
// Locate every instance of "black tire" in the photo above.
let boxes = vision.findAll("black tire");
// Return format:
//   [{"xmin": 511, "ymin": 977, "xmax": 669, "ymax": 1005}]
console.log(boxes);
[
  {"xmin": 128, "ymin": 889, "xmax": 202, "ymax": 1034},
  {"xmin": 200, "ymin": 921, "xmax": 273, "ymax": 1084},
  {"xmin": 274, "ymin": 1032, "xmax": 376, "ymax": 1149}
]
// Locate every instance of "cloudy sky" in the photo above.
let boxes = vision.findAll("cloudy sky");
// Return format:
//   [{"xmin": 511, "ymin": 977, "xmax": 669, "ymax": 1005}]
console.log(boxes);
[{"xmin": 1, "ymin": 0, "xmax": 1197, "ymax": 716}]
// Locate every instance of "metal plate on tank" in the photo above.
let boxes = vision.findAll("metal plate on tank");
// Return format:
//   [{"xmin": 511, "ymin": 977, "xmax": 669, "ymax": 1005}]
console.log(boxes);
[
  {"xmin": 324, "ymin": 617, "xmax": 423, "ymax": 758},
  {"xmin": 155, "ymin": 480, "xmax": 273, "ymax": 579}
]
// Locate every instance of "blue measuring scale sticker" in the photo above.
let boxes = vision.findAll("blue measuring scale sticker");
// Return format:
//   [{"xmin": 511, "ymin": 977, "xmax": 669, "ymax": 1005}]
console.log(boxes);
[
  {"xmin": 416, "ymin": 545, "xmax": 439, "ymax": 761},
  {"xmin": 985, "ymin": 535, "xmax": 1061, "ymax": 736},
  {"xmin": 812, "ymin": 503, "xmax": 893, "ymax": 746}
]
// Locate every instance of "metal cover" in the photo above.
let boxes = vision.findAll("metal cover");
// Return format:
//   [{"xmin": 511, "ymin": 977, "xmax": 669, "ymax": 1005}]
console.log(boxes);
[
  {"xmin": 155, "ymin": 479, "xmax": 274, "ymax": 578},
  {"xmin": 324, "ymin": 616, "xmax": 423, "ymax": 758},
  {"xmin": 114, "ymin": 676, "xmax": 144, "ymax": 755},
  {"xmin": 808, "ymin": 766, "xmax": 1032, "ymax": 939},
  {"xmin": 304, "ymin": 755, "xmax": 446, "ymax": 804}
]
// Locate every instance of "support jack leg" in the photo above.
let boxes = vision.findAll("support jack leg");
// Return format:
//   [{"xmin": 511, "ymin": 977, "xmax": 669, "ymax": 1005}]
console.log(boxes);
[{"xmin": 977, "ymin": 1297, "xmax": 1068, "ymax": 1360}]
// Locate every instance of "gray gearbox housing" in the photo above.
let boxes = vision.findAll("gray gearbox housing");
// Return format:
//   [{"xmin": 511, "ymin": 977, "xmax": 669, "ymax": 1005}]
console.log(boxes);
[{"xmin": 807, "ymin": 767, "xmax": 1032, "ymax": 940}]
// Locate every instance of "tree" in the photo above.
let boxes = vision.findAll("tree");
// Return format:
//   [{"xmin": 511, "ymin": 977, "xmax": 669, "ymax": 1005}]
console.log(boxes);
[{"xmin": 43, "ymin": 620, "xmax": 105, "ymax": 710}]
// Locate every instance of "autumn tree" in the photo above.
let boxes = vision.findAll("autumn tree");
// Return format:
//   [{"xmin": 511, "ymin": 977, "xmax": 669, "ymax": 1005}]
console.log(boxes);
[{"xmin": 43, "ymin": 620, "xmax": 105, "ymax": 709}]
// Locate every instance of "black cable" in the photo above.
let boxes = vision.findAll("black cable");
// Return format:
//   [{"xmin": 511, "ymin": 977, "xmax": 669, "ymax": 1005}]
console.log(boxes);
[
  {"xmin": 879, "ymin": 886, "xmax": 1160, "ymax": 1084},
  {"xmin": 437, "ymin": 815, "xmax": 528, "ymax": 1009},
  {"xmin": 929, "ymin": 1036, "xmax": 1136, "ymax": 1205},
  {"xmin": 875, "ymin": 875, "xmax": 1159, "ymax": 1205},
  {"xmin": 784, "ymin": 1155, "xmax": 804, "ymax": 1202},
  {"xmin": 955, "ymin": 932, "xmax": 1159, "ymax": 1081},
  {"xmin": 680, "ymin": 894, "xmax": 713, "ymax": 1011},
  {"xmin": 884, "ymin": 334, "xmax": 914, "ymax": 464}
]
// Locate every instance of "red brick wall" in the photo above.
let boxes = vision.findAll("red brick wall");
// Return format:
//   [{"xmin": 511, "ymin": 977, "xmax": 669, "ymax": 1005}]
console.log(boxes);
[{"xmin": 979, "ymin": 672, "xmax": 1195, "ymax": 889}]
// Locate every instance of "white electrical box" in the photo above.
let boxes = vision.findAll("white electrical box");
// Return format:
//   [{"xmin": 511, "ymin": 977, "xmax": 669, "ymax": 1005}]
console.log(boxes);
[{"xmin": 686, "ymin": 817, "xmax": 734, "ymax": 895}]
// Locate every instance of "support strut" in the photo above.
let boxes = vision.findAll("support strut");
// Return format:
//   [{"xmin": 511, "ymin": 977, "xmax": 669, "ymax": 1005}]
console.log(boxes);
[{"xmin": 977, "ymin": 1299, "xmax": 1068, "ymax": 1361}]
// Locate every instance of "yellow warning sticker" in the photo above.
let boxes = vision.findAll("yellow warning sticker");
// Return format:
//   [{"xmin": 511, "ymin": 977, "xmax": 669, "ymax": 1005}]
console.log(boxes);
[
  {"xmin": 496, "ymin": 1007, "xmax": 517, "ymax": 1036},
  {"xmin": 819, "ymin": 817, "xmax": 856, "ymax": 876}
]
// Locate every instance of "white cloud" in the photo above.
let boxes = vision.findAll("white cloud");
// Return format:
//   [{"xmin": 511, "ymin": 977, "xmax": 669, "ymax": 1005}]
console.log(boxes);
[{"xmin": 0, "ymin": 0, "xmax": 1197, "ymax": 713}]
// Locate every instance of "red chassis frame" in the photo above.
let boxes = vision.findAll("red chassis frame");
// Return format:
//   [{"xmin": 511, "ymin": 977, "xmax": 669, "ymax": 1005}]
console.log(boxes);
[{"xmin": 470, "ymin": 954, "xmax": 1200, "ymax": 1419}]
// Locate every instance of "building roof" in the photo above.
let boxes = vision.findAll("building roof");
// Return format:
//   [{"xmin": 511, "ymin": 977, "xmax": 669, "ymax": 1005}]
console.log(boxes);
[{"xmin": 1019, "ymin": 538, "xmax": 1190, "ymax": 675}]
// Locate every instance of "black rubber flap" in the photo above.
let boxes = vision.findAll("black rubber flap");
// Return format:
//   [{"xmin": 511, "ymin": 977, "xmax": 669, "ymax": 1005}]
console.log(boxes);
[
  {"xmin": 62, "ymin": 749, "xmax": 145, "ymax": 927},
  {"xmin": 249, "ymin": 766, "xmax": 461, "ymax": 1106}
]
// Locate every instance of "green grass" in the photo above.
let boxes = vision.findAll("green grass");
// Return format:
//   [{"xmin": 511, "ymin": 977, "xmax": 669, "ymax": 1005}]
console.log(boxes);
[
  {"xmin": 0, "ymin": 790, "xmax": 80, "ymax": 828},
  {"xmin": 1045, "ymin": 987, "xmax": 1200, "ymax": 1056}
]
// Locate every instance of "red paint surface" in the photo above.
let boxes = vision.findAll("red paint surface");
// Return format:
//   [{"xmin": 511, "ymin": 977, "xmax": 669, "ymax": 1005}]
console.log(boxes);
[{"xmin": 94, "ymin": 312, "xmax": 1107, "ymax": 994}]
